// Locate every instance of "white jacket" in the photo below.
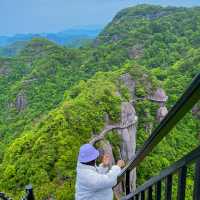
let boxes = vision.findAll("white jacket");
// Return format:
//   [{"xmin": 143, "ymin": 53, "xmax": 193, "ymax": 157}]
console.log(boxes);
[{"xmin": 75, "ymin": 162, "xmax": 121, "ymax": 200}]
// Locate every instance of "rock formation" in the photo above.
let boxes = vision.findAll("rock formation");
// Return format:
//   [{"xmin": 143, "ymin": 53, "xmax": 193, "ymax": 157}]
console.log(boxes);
[
  {"xmin": 149, "ymin": 88, "xmax": 168, "ymax": 122},
  {"xmin": 89, "ymin": 73, "xmax": 139, "ymax": 198},
  {"xmin": 15, "ymin": 91, "xmax": 27, "ymax": 111},
  {"xmin": 128, "ymin": 44, "xmax": 144, "ymax": 59},
  {"xmin": 0, "ymin": 67, "xmax": 9, "ymax": 76},
  {"xmin": 157, "ymin": 105, "xmax": 168, "ymax": 122},
  {"xmin": 149, "ymin": 88, "xmax": 168, "ymax": 103},
  {"xmin": 118, "ymin": 74, "xmax": 138, "ymax": 192},
  {"xmin": 117, "ymin": 102, "xmax": 137, "ymax": 190},
  {"xmin": 99, "ymin": 140, "xmax": 115, "ymax": 167},
  {"xmin": 192, "ymin": 103, "xmax": 200, "ymax": 119},
  {"xmin": 119, "ymin": 73, "xmax": 135, "ymax": 99}
]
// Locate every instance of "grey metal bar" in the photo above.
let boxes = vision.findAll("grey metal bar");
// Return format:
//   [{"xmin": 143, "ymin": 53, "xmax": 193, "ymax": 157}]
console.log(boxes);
[{"xmin": 118, "ymin": 73, "xmax": 200, "ymax": 183}]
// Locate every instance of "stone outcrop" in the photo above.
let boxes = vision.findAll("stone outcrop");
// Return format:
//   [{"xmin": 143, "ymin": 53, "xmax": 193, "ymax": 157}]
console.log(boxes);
[
  {"xmin": 119, "ymin": 73, "xmax": 135, "ymax": 99},
  {"xmin": 128, "ymin": 44, "xmax": 144, "ymax": 59},
  {"xmin": 0, "ymin": 67, "xmax": 9, "ymax": 76},
  {"xmin": 149, "ymin": 88, "xmax": 168, "ymax": 103},
  {"xmin": 15, "ymin": 91, "xmax": 27, "ymax": 111},
  {"xmin": 111, "ymin": 34, "xmax": 121, "ymax": 42},
  {"xmin": 142, "ymin": 11, "xmax": 168, "ymax": 20},
  {"xmin": 117, "ymin": 102, "xmax": 137, "ymax": 191},
  {"xmin": 192, "ymin": 104, "xmax": 200, "ymax": 119},
  {"xmin": 148, "ymin": 88, "xmax": 168, "ymax": 122},
  {"xmin": 90, "ymin": 73, "xmax": 138, "ymax": 197},
  {"xmin": 22, "ymin": 78, "xmax": 37, "ymax": 84},
  {"xmin": 157, "ymin": 105, "xmax": 168, "ymax": 122},
  {"xmin": 99, "ymin": 140, "xmax": 115, "ymax": 167}
]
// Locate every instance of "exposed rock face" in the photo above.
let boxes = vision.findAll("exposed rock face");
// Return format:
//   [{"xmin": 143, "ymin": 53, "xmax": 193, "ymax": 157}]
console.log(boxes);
[
  {"xmin": 15, "ymin": 91, "xmax": 27, "ymax": 111},
  {"xmin": 99, "ymin": 140, "xmax": 115, "ymax": 167},
  {"xmin": 117, "ymin": 102, "xmax": 137, "ymax": 191},
  {"xmin": 148, "ymin": 88, "xmax": 168, "ymax": 122},
  {"xmin": 22, "ymin": 78, "xmax": 37, "ymax": 84},
  {"xmin": 119, "ymin": 73, "xmax": 135, "ymax": 99},
  {"xmin": 111, "ymin": 34, "xmax": 121, "ymax": 42},
  {"xmin": 119, "ymin": 102, "xmax": 137, "ymax": 160},
  {"xmin": 157, "ymin": 106, "xmax": 168, "ymax": 122},
  {"xmin": 149, "ymin": 88, "xmax": 168, "ymax": 103},
  {"xmin": 192, "ymin": 104, "xmax": 200, "ymax": 119},
  {"xmin": 93, "ymin": 38, "xmax": 100, "ymax": 47},
  {"xmin": 128, "ymin": 44, "xmax": 144, "ymax": 59},
  {"xmin": 91, "ymin": 75, "xmax": 138, "ymax": 197},
  {"xmin": 141, "ymin": 11, "xmax": 168, "ymax": 20},
  {"xmin": 0, "ymin": 67, "xmax": 9, "ymax": 76}
]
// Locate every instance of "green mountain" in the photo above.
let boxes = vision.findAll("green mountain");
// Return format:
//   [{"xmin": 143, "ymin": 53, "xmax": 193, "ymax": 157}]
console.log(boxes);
[
  {"xmin": 0, "ymin": 38, "xmax": 89, "ymax": 143},
  {"xmin": 0, "ymin": 41, "xmax": 28, "ymax": 57},
  {"xmin": 0, "ymin": 27, "xmax": 102, "ymax": 47},
  {"xmin": 0, "ymin": 4, "xmax": 199, "ymax": 199}
]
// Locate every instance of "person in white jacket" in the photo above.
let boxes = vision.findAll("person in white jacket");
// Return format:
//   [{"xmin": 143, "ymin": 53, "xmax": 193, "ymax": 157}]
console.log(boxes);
[{"xmin": 75, "ymin": 143, "xmax": 125, "ymax": 200}]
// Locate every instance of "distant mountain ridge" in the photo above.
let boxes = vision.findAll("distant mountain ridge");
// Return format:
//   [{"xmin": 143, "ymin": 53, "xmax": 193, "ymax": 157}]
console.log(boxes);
[{"xmin": 0, "ymin": 26, "xmax": 102, "ymax": 48}]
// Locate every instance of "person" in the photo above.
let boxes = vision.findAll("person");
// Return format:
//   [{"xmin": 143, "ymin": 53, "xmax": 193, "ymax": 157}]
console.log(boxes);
[{"xmin": 75, "ymin": 143, "xmax": 125, "ymax": 200}]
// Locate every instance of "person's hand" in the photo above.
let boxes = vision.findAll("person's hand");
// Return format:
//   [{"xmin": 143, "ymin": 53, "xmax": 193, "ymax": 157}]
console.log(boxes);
[
  {"xmin": 117, "ymin": 160, "xmax": 125, "ymax": 168},
  {"xmin": 102, "ymin": 154, "xmax": 111, "ymax": 167}
]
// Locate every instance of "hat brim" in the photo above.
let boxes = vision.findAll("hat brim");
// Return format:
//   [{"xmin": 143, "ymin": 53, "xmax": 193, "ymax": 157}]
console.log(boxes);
[{"xmin": 78, "ymin": 149, "xmax": 99, "ymax": 163}]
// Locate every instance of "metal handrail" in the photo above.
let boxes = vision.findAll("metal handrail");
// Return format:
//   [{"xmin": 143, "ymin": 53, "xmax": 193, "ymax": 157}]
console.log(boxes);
[
  {"xmin": 121, "ymin": 145, "xmax": 200, "ymax": 199},
  {"xmin": 117, "ymin": 72, "xmax": 200, "ymax": 185},
  {"xmin": 0, "ymin": 185, "xmax": 34, "ymax": 200}
]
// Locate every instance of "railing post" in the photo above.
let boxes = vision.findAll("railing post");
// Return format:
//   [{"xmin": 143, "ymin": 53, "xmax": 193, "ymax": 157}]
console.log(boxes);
[
  {"xmin": 147, "ymin": 186, "xmax": 152, "ymax": 200},
  {"xmin": 156, "ymin": 180, "xmax": 161, "ymax": 200},
  {"xmin": 193, "ymin": 159, "xmax": 200, "ymax": 200},
  {"xmin": 135, "ymin": 194, "xmax": 139, "ymax": 200},
  {"xmin": 0, "ymin": 193, "xmax": 12, "ymax": 200},
  {"xmin": 177, "ymin": 166, "xmax": 187, "ymax": 200},
  {"xmin": 141, "ymin": 191, "xmax": 145, "ymax": 200},
  {"xmin": 22, "ymin": 185, "xmax": 35, "ymax": 200},
  {"xmin": 165, "ymin": 174, "xmax": 172, "ymax": 200},
  {"xmin": 125, "ymin": 170, "xmax": 130, "ymax": 195}
]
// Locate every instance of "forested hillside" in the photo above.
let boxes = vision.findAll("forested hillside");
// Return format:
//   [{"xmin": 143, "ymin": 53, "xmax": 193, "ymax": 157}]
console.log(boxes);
[{"xmin": 0, "ymin": 4, "xmax": 199, "ymax": 199}]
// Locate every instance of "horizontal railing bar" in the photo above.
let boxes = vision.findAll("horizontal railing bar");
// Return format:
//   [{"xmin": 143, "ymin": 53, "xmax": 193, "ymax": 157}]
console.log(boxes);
[
  {"xmin": 121, "ymin": 145, "xmax": 200, "ymax": 199},
  {"xmin": 118, "ymin": 73, "xmax": 200, "ymax": 183}
]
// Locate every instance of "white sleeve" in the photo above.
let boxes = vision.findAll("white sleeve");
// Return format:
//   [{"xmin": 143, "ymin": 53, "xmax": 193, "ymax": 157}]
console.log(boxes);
[
  {"xmin": 97, "ymin": 164, "xmax": 109, "ymax": 174},
  {"xmin": 83, "ymin": 165, "xmax": 121, "ymax": 191}
]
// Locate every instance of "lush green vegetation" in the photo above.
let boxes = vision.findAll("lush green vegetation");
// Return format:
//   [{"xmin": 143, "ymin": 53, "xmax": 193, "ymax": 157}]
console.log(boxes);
[{"xmin": 0, "ymin": 4, "xmax": 199, "ymax": 199}]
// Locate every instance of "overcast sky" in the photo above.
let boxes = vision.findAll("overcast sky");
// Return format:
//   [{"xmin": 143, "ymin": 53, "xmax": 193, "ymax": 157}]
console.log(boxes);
[{"xmin": 1, "ymin": 0, "xmax": 200, "ymax": 36}]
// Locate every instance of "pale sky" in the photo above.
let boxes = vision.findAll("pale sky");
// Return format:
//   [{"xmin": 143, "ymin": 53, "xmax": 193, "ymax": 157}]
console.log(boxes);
[{"xmin": 1, "ymin": 0, "xmax": 200, "ymax": 35}]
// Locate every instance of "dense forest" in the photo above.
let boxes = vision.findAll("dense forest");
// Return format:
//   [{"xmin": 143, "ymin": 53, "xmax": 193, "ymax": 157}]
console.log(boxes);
[{"xmin": 0, "ymin": 4, "xmax": 200, "ymax": 199}]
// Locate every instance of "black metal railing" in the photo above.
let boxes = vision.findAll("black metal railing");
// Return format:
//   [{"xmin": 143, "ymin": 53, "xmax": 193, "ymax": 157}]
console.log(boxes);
[
  {"xmin": 0, "ymin": 185, "xmax": 35, "ymax": 200},
  {"xmin": 0, "ymin": 192, "xmax": 12, "ymax": 200},
  {"xmin": 116, "ymin": 72, "xmax": 200, "ymax": 199},
  {"xmin": 21, "ymin": 185, "xmax": 35, "ymax": 200},
  {"xmin": 121, "ymin": 146, "xmax": 200, "ymax": 200}
]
